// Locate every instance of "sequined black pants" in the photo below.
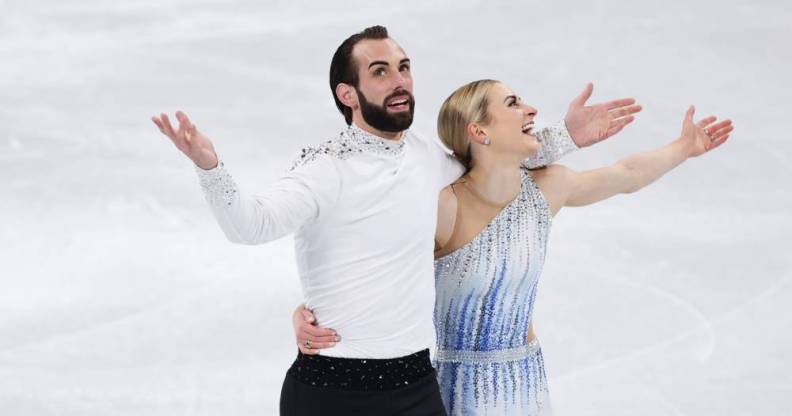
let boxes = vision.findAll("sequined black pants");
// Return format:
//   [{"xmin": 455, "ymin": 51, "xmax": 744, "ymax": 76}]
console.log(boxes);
[{"xmin": 279, "ymin": 349, "xmax": 447, "ymax": 415}]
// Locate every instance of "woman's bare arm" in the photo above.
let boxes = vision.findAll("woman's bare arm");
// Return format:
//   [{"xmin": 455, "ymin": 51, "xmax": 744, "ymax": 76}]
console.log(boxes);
[{"xmin": 536, "ymin": 106, "xmax": 733, "ymax": 215}]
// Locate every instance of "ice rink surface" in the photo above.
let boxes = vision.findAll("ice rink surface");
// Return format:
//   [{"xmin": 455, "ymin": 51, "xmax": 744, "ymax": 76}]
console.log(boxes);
[{"xmin": 1, "ymin": 0, "xmax": 791, "ymax": 414}]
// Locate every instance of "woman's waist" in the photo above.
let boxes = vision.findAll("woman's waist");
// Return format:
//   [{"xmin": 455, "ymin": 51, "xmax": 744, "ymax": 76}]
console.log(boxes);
[{"xmin": 435, "ymin": 338, "xmax": 541, "ymax": 364}]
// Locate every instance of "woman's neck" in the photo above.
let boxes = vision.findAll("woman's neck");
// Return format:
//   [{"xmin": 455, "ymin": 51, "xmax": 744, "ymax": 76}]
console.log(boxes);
[{"xmin": 465, "ymin": 161, "xmax": 523, "ymax": 207}]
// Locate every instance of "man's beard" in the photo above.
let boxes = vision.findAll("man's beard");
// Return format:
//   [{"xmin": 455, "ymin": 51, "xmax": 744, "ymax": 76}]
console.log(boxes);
[{"xmin": 356, "ymin": 87, "xmax": 415, "ymax": 133}]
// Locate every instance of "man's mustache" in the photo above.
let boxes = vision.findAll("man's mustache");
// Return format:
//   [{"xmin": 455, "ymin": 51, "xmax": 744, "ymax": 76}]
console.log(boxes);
[{"xmin": 383, "ymin": 90, "xmax": 415, "ymax": 105}]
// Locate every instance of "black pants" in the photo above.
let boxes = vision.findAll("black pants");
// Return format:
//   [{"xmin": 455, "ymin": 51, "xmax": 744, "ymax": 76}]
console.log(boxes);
[{"xmin": 279, "ymin": 349, "xmax": 447, "ymax": 416}]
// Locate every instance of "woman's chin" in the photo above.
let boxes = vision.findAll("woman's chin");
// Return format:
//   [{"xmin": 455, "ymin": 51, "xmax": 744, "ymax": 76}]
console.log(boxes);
[{"xmin": 523, "ymin": 136, "xmax": 540, "ymax": 157}]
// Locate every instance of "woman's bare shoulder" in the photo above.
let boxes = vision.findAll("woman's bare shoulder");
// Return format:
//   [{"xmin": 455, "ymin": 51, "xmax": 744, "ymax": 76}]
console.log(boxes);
[
  {"xmin": 437, "ymin": 184, "xmax": 459, "ymax": 221},
  {"xmin": 435, "ymin": 184, "xmax": 460, "ymax": 250}
]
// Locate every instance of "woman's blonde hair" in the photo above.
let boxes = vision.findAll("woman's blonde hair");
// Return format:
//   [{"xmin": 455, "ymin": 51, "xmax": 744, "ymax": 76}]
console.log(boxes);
[{"xmin": 437, "ymin": 79, "xmax": 499, "ymax": 172}]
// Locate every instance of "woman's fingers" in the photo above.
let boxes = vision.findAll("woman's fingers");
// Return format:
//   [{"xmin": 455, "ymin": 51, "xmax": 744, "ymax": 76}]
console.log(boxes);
[
  {"xmin": 697, "ymin": 116, "xmax": 717, "ymax": 128},
  {"xmin": 685, "ymin": 105, "xmax": 696, "ymax": 121},
  {"xmin": 710, "ymin": 125, "xmax": 733, "ymax": 140},
  {"xmin": 298, "ymin": 345, "xmax": 319, "ymax": 355},
  {"xmin": 301, "ymin": 339, "xmax": 337, "ymax": 349},
  {"xmin": 300, "ymin": 308, "xmax": 316, "ymax": 324},
  {"xmin": 301, "ymin": 333, "xmax": 340, "ymax": 343},
  {"xmin": 297, "ymin": 332, "xmax": 339, "ymax": 353},
  {"xmin": 301, "ymin": 323, "xmax": 338, "ymax": 339},
  {"xmin": 706, "ymin": 119, "xmax": 733, "ymax": 136},
  {"xmin": 707, "ymin": 134, "xmax": 730, "ymax": 151}
]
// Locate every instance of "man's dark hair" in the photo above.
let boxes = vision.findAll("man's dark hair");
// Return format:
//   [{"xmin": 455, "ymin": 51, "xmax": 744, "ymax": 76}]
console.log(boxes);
[{"xmin": 330, "ymin": 25, "xmax": 390, "ymax": 125}]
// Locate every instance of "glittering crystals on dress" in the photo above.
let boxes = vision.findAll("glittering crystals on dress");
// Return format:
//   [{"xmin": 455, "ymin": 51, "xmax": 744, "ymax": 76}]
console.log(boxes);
[
  {"xmin": 286, "ymin": 349, "xmax": 434, "ymax": 391},
  {"xmin": 433, "ymin": 168, "xmax": 553, "ymax": 415},
  {"xmin": 523, "ymin": 119, "xmax": 578, "ymax": 169},
  {"xmin": 290, "ymin": 124, "xmax": 406, "ymax": 171},
  {"xmin": 195, "ymin": 161, "xmax": 238, "ymax": 206},
  {"xmin": 436, "ymin": 339, "xmax": 541, "ymax": 364}
]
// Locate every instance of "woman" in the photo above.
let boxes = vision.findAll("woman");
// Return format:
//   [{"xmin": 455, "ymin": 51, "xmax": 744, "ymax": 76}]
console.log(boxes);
[{"xmin": 296, "ymin": 79, "xmax": 732, "ymax": 415}]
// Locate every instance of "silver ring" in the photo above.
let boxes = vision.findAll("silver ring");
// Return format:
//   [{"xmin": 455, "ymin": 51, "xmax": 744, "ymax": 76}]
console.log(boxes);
[{"xmin": 304, "ymin": 340, "xmax": 312, "ymax": 349}]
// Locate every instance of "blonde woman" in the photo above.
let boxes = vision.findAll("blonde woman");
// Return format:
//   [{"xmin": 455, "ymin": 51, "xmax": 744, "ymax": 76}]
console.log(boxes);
[{"xmin": 299, "ymin": 79, "xmax": 731, "ymax": 415}]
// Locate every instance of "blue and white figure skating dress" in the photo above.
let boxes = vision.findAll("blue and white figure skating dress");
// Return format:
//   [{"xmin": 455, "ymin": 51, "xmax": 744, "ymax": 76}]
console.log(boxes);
[{"xmin": 434, "ymin": 168, "xmax": 552, "ymax": 415}]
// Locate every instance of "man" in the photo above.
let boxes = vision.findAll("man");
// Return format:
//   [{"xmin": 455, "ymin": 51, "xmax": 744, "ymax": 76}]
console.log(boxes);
[{"xmin": 153, "ymin": 25, "xmax": 639, "ymax": 416}]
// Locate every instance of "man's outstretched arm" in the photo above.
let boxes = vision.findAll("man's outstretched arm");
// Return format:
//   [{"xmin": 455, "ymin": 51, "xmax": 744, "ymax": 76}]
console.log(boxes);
[
  {"xmin": 524, "ymin": 82, "xmax": 642, "ymax": 168},
  {"xmin": 152, "ymin": 111, "xmax": 339, "ymax": 244}
]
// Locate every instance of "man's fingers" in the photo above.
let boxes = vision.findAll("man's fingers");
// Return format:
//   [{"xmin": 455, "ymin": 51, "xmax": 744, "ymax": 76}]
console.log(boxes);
[
  {"xmin": 605, "ymin": 124, "xmax": 626, "ymax": 138},
  {"xmin": 176, "ymin": 111, "xmax": 194, "ymax": 137},
  {"xmin": 610, "ymin": 115, "xmax": 635, "ymax": 129},
  {"xmin": 573, "ymin": 82, "xmax": 594, "ymax": 106},
  {"xmin": 603, "ymin": 116, "xmax": 634, "ymax": 138},
  {"xmin": 177, "ymin": 111, "xmax": 196, "ymax": 141},
  {"xmin": 603, "ymin": 97, "xmax": 636, "ymax": 110},
  {"xmin": 152, "ymin": 116, "xmax": 166, "ymax": 133},
  {"xmin": 608, "ymin": 104, "xmax": 642, "ymax": 119},
  {"xmin": 160, "ymin": 113, "xmax": 178, "ymax": 139},
  {"xmin": 175, "ymin": 110, "xmax": 190, "ymax": 125}
]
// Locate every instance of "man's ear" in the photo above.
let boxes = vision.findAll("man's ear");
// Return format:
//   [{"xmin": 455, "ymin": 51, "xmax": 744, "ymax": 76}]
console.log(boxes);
[{"xmin": 336, "ymin": 83, "xmax": 358, "ymax": 111}]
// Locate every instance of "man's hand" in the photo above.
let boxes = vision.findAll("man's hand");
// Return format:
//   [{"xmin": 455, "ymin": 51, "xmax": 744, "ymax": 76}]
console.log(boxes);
[
  {"xmin": 564, "ymin": 83, "xmax": 642, "ymax": 147},
  {"xmin": 292, "ymin": 304, "xmax": 340, "ymax": 355},
  {"xmin": 152, "ymin": 111, "xmax": 219, "ymax": 170}
]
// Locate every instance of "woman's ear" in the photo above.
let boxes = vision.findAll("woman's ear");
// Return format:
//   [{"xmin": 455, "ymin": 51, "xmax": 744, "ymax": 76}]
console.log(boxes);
[
  {"xmin": 467, "ymin": 122, "xmax": 490, "ymax": 146},
  {"xmin": 336, "ymin": 83, "xmax": 358, "ymax": 111}
]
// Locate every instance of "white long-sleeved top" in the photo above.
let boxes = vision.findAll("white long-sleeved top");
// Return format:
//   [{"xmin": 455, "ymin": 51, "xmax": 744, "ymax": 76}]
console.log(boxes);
[{"xmin": 196, "ymin": 121, "xmax": 576, "ymax": 358}]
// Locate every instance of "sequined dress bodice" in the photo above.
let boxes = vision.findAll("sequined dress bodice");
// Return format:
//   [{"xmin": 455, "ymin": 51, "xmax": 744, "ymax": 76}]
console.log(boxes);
[
  {"xmin": 433, "ymin": 168, "xmax": 553, "ymax": 415},
  {"xmin": 434, "ymin": 168, "xmax": 550, "ymax": 352}
]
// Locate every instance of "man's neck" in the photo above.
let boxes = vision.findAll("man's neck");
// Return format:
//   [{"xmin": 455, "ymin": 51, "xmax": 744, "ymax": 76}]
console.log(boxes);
[{"xmin": 351, "ymin": 117, "xmax": 405, "ymax": 141}]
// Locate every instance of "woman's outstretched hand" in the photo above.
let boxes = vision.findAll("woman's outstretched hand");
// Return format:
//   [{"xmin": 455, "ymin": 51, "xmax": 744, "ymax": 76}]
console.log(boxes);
[
  {"xmin": 680, "ymin": 106, "xmax": 733, "ymax": 158},
  {"xmin": 152, "ymin": 111, "xmax": 219, "ymax": 170}
]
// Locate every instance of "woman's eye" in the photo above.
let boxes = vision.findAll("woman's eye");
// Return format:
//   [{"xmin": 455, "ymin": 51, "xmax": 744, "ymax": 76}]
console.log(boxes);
[
  {"xmin": 374, "ymin": 68, "xmax": 386, "ymax": 76},
  {"xmin": 400, "ymin": 65, "xmax": 410, "ymax": 72}
]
